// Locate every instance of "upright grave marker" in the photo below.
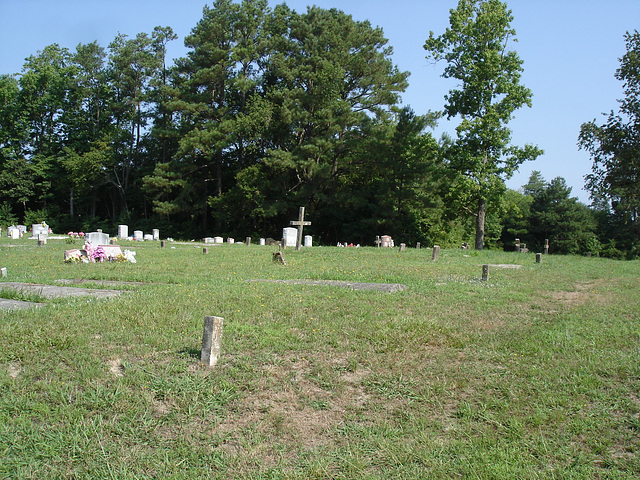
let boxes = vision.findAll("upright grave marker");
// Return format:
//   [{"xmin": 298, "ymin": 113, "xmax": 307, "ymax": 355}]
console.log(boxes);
[
  {"xmin": 118, "ymin": 225, "xmax": 128, "ymax": 239},
  {"xmin": 544, "ymin": 239, "xmax": 549, "ymax": 255},
  {"xmin": 289, "ymin": 206, "xmax": 311, "ymax": 251},
  {"xmin": 482, "ymin": 264, "xmax": 489, "ymax": 282},
  {"xmin": 432, "ymin": 245, "xmax": 440, "ymax": 261},
  {"xmin": 201, "ymin": 316, "xmax": 223, "ymax": 367}
]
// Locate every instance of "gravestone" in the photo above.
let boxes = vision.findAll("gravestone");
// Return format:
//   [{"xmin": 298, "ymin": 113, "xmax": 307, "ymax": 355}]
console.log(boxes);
[
  {"xmin": 416, "ymin": 242, "xmax": 421, "ymax": 249},
  {"xmin": 514, "ymin": 238, "xmax": 520, "ymax": 252},
  {"xmin": 144, "ymin": 234, "xmax": 153, "ymax": 241},
  {"xmin": 201, "ymin": 316, "xmax": 223, "ymax": 367},
  {"xmin": 152, "ymin": 229, "xmax": 160, "ymax": 241},
  {"xmin": 32, "ymin": 224, "xmax": 48, "ymax": 237},
  {"xmin": 381, "ymin": 235, "xmax": 392, "ymax": 248},
  {"xmin": 38, "ymin": 234, "xmax": 47, "ymax": 246},
  {"xmin": 86, "ymin": 231, "xmax": 109, "ymax": 246},
  {"xmin": 203, "ymin": 247, "xmax": 209, "ymax": 254},
  {"xmin": 282, "ymin": 227, "xmax": 297, "ymax": 248},
  {"xmin": 118, "ymin": 225, "xmax": 128, "ymax": 239},
  {"xmin": 432, "ymin": 245, "xmax": 440, "ymax": 261},
  {"xmin": 245, "ymin": 236, "xmax": 251, "ymax": 246},
  {"xmin": 375, "ymin": 236, "xmax": 382, "ymax": 248},
  {"xmin": 544, "ymin": 239, "xmax": 549, "ymax": 255},
  {"xmin": 289, "ymin": 206, "xmax": 311, "ymax": 251},
  {"xmin": 536, "ymin": 253, "xmax": 542, "ymax": 263},
  {"xmin": 259, "ymin": 238, "xmax": 265, "ymax": 246},
  {"xmin": 204, "ymin": 237, "xmax": 214, "ymax": 244},
  {"xmin": 399, "ymin": 243, "xmax": 406, "ymax": 252},
  {"xmin": 520, "ymin": 243, "xmax": 529, "ymax": 253},
  {"xmin": 1, "ymin": 267, "xmax": 7, "ymax": 277},
  {"xmin": 133, "ymin": 230, "xmax": 143, "ymax": 241},
  {"xmin": 227, "ymin": 237, "xmax": 234, "ymax": 244},
  {"xmin": 482, "ymin": 264, "xmax": 489, "ymax": 282},
  {"xmin": 214, "ymin": 236, "xmax": 223, "ymax": 244},
  {"xmin": 304, "ymin": 235, "xmax": 312, "ymax": 247},
  {"xmin": 8, "ymin": 227, "xmax": 19, "ymax": 239}
]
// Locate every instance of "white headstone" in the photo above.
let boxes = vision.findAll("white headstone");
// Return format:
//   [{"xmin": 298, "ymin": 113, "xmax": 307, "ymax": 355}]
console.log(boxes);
[
  {"xmin": 32, "ymin": 224, "xmax": 48, "ymax": 237},
  {"xmin": 86, "ymin": 231, "xmax": 110, "ymax": 246},
  {"xmin": 118, "ymin": 225, "xmax": 128, "ymax": 239},
  {"xmin": 227, "ymin": 237, "xmax": 235, "ymax": 244},
  {"xmin": 282, "ymin": 227, "xmax": 297, "ymax": 247},
  {"xmin": 152, "ymin": 229, "xmax": 159, "ymax": 241},
  {"xmin": 144, "ymin": 234, "xmax": 153, "ymax": 241},
  {"xmin": 304, "ymin": 235, "xmax": 312, "ymax": 247},
  {"xmin": 204, "ymin": 237, "xmax": 214, "ymax": 244},
  {"xmin": 133, "ymin": 230, "xmax": 143, "ymax": 241},
  {"xmin": 259, "ymin": 238, "xmax": 265, "ymax": 246},
  {"xmin": 213, "ymin": 236, "xmax": 223, "ymax": 244},
  {"xmin": 8, "ymin": 227, "xmax": 19, "ymax": 239},
  {"xmin": 381, "ymin": 235, "xmax": 392, "ymax": 248}
]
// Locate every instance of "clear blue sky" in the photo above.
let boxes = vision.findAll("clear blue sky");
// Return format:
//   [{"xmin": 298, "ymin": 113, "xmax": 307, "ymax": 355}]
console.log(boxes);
[{"xmin": 2, "ymin": 0, "xmax": 639, "ymax": 203}]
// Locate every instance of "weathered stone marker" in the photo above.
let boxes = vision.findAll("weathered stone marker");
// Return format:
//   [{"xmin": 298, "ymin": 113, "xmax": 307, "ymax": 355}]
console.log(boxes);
[
  {"xmin": 536, "ymin": 253, "xmax": 542, "ymax": 263},
  {"xmin": 203, "ymin": 247, "xmax": 209, "ymax": 254},
  {"xmin": 432, "ymin": 245, "xmax": 440, "ymax": 261},
  {"xmin": 245, "ymin": 236, "xmax": 251, "ymax": 246},
  {"xmin": 37, "ymin": 234, "xmax": 47, "ymax": 246},
  {"xmin": 544, "ymin": 239, "xmax": 549, "ymax": 255},
  {"xmin": 289, "ymin": 206, "xmax": 311, "ymax": 251},
  {"xmin": 375, "ymin": 236, "xmax": 382, "ymax": 248},
  {"xmin": 201, "ymin": 316, "xmax": 223, "ymax": 367},
  {"xmin": 160, "ymin": 240, "xmax": 166, "ymax": 248},
  {"xmin": 1, "ymin": 267, "xmax": 6, "ymax": 277},
  {"xmin": 399, "ymin": 243, "xmax": 406, "ymax": 252},
  {"xmin": 514, "ymin": 238, "xmax": 520, "ymax": 252},
  {"xmin": 482, "ymin": 264, "xmax": 489, "ymax": 281},
  {"xmin": 416, "ymin": 242, "xmax": 421, "ymax": 249}
]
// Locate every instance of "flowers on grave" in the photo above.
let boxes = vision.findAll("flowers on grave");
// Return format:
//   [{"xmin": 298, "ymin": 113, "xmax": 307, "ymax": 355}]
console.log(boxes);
[{"xmin": 64, "ymin": 244, "xmax": 137, "ymax": 263}]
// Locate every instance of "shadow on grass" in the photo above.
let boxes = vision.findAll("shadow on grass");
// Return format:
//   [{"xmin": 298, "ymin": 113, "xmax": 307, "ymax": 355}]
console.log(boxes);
[{"xmin": 179, "ymin": 347, "xmax": 201, "ymax": 359}]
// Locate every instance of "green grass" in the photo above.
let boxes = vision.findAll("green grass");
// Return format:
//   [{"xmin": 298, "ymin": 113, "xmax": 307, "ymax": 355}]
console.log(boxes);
[{"xmin": 0, "ymin": 237, "xmax": 639, "ymax": 478}]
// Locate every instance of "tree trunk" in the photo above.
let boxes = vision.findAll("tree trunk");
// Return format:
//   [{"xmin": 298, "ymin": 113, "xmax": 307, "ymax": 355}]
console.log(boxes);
[{"xmin": 475, "ymin": 197, "xmax": 486, "ymax": 250}]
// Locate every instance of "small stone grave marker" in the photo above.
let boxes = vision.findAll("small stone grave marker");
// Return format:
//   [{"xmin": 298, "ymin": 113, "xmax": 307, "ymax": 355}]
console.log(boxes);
[
  {"xmin": 118, "ymin": 225, "xmax": 128, "ymax": 239},
  {"xmin": 201, "ymin": 316, "xmax": 223, "ymax": 367},
  {"xmin": 432, "ymin": 245, "xmax": 440, "ymax": 261},
  {"xmin": 152, "ymin": 229, "xmax": 160, "ymax": 241},
  {"xmin": 133, "ymin": 230, "xmax": 143, "ymax": 241},
  {"xmin": 381, "ymin": 235, "xmax": 392, "ymax": 247}
]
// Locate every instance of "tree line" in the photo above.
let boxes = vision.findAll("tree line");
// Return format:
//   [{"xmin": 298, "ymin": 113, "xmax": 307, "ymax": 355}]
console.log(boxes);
[{"xmin": 0, "ymin": 0, "xmax": 637, "ymax": 257}]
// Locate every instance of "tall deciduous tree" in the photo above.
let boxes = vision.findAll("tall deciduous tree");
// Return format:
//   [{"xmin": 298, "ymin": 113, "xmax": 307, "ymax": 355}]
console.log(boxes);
[
  {"xmin": 579, "ymin": 30, "xmax": 640, "ymax": 234},
  {"xmin": 424, "ymin": 0, "xmax": 542, "ymax": 249}
]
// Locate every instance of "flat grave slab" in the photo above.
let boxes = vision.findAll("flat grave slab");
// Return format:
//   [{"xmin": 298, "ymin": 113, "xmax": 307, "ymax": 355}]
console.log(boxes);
[
  {"xmin": 0, "ymin": 282, "xmax": 124, "ymax": 299},
  {"xmin": 248, "ymin": 279, "xmax": 407, "ymax": 293},
  {"xmin": 56, "ymin": 279, "xmax": 146, "ymax": 287},
  {"xmin": 487, "ymin": 264, "xmax": 522, "ymax": 269},
  {"xmin": 0, "ymin": 298, "xmax": 44, "ymax": 310}
]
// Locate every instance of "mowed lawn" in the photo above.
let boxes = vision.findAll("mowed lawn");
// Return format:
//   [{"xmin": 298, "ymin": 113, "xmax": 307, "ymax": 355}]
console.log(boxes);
[{"xmin": 0, "ymin": 237, "xmax": 638, "ymax": 479}]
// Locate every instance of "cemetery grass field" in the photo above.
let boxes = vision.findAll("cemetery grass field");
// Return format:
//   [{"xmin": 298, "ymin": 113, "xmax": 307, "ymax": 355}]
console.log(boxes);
[{"xmin": 0, "ymin": 238, "xmax": 639, "ymax": 479}]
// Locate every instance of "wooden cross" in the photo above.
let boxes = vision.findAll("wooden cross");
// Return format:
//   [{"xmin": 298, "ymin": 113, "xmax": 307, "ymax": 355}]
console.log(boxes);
[{"xmin": 289, "ymin": 206, "xmax": 311, "ymax": 251}]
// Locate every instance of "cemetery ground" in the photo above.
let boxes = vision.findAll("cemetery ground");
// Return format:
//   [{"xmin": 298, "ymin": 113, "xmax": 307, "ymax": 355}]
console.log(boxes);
[{"xmin": 0, "ymin": 238, "xmax": 638, "ymax": 479}]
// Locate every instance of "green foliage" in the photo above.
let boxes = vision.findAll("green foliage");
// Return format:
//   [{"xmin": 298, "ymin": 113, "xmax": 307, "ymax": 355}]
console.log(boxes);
[
  {"xmin": 0, "ymin": 202, "xmax": 17, "ymax": 228},
  {"xmin": 579, "ymin": 30, "xmax": 640, "ymax": 257},
  {"xmin": 424, "ymin": 0, "xmax": 542, "ymax": 249}
]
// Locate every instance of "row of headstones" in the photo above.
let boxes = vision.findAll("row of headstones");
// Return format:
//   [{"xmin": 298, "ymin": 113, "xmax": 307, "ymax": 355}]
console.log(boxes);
[
  {"xmin": 6, "ymin": 224, "xmax": 48, "ymax": 239},
  {"xmin": 202, "ymin": 228, "xmax": 313, "ymax": 247},
  {"xmin": 515, "ymin": 238, "xmax": 549, "ymax": 254},
  {"xmin": 116, "ymin": 225, "xmax": 159, "ymax": 242}
]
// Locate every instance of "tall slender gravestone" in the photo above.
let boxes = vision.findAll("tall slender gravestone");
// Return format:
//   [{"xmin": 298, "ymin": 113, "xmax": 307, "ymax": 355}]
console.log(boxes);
[
  {"xmin": 432, "ymin": 245, "xmax": 440, "ymax": 261},
  {"xmin": 544, "ymin": 239, "xmax": 549, "ymax": 255},
  {"xmin": 201, "ymin": 316, "xmax": 223, "ymax": 366}
]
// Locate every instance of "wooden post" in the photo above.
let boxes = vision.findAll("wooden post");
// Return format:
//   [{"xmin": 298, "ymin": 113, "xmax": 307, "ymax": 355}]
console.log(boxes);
[
  {"xmin": 289, "ymin": 206, "xmax": 311, "ymax": 251},
  {"xmin": 536, "ymin": 253, "xmax": 542, "ymax": 263},
  {"xmin": 482, "ymin": 264, "xmax": 489, "ymax": 281},
  {"xmin": 432, "ymin": 245, "xmax": 440, "ymax": 261},
  {"xmin": 201, "ymin": 316, "xmax": 223, "ymax": 367}
]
